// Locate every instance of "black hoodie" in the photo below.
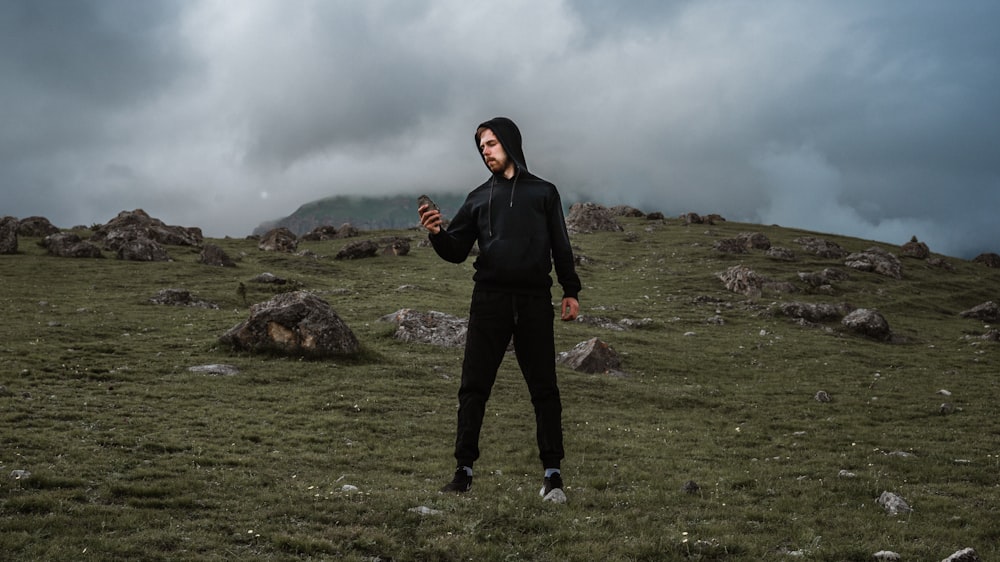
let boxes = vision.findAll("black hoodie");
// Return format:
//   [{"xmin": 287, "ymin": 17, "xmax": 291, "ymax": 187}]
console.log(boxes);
[{"xmin": 429, "ymin": 117, "xmax": 581, "ymax": 300}]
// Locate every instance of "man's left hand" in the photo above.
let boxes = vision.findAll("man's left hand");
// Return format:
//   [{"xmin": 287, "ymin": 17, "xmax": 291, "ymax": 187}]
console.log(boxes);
[{"xmin": 560, "ymin": 297, "xmax": 579, "ymax": 321}]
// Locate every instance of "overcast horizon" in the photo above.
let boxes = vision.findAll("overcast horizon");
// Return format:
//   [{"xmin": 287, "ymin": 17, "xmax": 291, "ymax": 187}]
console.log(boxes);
[{"xmin": 3, "ymin": 1, "xmax": 998, "ymax": 258}]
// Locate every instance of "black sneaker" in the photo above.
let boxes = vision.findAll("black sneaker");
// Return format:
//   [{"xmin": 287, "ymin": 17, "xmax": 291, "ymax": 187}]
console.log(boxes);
[
  {"xmin": 440, "ymin": 468, "xmax": 472, "ymax": 493},
  {"xmin": 540, "ymin": 473, "xmax": 566, "ymax": 503}
]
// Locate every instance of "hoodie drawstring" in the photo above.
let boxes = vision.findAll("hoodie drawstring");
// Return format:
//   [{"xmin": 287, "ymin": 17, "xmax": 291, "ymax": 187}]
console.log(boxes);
[{"xmin": 488, "ymin": 171, "xmax": 519, "ymax": 238}]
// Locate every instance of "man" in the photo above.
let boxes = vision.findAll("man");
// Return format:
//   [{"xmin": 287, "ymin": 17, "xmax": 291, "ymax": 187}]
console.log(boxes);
[{"xmin": 418, "ymin": 116, "xmax": 581, "ymax": 502}]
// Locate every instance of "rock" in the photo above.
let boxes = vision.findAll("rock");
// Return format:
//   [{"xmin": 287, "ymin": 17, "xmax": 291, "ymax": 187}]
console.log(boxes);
[
  {"xmin": 251, "ymin": 272, "xmax": 287, "ymax": 284},
  {"xmin": 877, "ymin": 491, "xmax": 912, "ymax": 515},
  {"xmin": 941, "ymin": 547, "xmax": 980, "ymax": 562},
  {"xmin": 334, "ymin": 223, "xmax": 360, "ymax": 238},
  {"xmin": 0, "ymin": 216, "xmax": 18, "ymax": 254},
  {"xmin": 926, "ymin": 257, "xmax": 955, "ymax": 271},
  {"xmin": 199, "ymin": 244, "xmax": 237, "ymax": 267},
  {"xmin": 149, "ymin": 289, "xmax": 218, "ymax": 309},
  {"xmin": 645, "ymin": 211, "xmax": 665, "ymax": 221},
  {"xmin": 258, "ymin": 227, "xmax": 298, "ymax": 252},
  {"xmin": 40, "ymin": 232, "xmax": 104, "ymax": 258},
  {"xmin": 766, "ymin": 246, "xmax": 796, "ymax": 261},
  {"xmin": 409, "ymin": 506, "xmax": 443, "ymax": 516},
  {"xmin": 378, "ymin": 309, "xmax": 467, "ymax": 348},
  {"xmin": 814, "ymin": 390, "xmax": 831, "ymax": 402},
  {"xmin": 566, "ymin": 202, "xmax": 623, "ymax": 234},
  {"xmin": 301, "ymin": 225, "xmax": 339, "ymax": 241},
  {"xmin": 794, "ymin": 236, "xmax": 848, "ymax": 259},
  {"xmin": 17, "ymin": 216, "xmax": 60, "ymax": 237},
  {"xmin": 718, "ymin": 265, "xmax": 765, "ymax": 297},
  {"xmin": 380, "ymin": 237, "xmax": 411, "ymax": 256},
  {"xmin": 713, "ymin": 238, "xmax": 748, "ymax": 254},
  {"xmin": 797, "ymin": 268, "xmax": 850, "ymax": 287},
  {"xmin": 972, "ymin": 252, "xmax": 1000, "ymax": 268},
  {"xmin": 557, "ymin": 337, "xmax": 622, "ymax": 374},
  {"xmin": 939, "ymin": 402, "xmax": 954, "ymax": 415},
  {"xmin": 900, "ymin": 235, "xmax": 930, "ymax": 259},
  {"xmin": 680, "ymin": 212, "xmax": 703, "ymax": 225},
  {"xmin": 873, "ymin": 551, "xmax": 901, "ymax": 561},
  {"xmin": 609, "ymin": 205, "xmax": 645, "ymax": 218},
  {"xmin": 738, "ymin": 232, "xmax": 771, "ymax": 250},
  {"xmin": 845, "ymin": 247, "xmax": 902, "ymax": 279},
  {"xmin": 188, "ymin": 364, "xmax": 240, "ymax": 376},
  {"xmin": 116, "ymin": 237, "xmax": 171, "ymax": 261},
  {"xmin": 220, "ymin": 291, "xmax": 361, "ymax": 357},
  {"xmin": 90, "ymin": 209, "xmax": 202, "ymax": 251},
  {"xmin": 541, "ymin": 488, "xmax": 567, "ymax": 504},
  {"xmin": 10, "ymin": 469, "xmax": 31, "ymax": 480},
  {"xmin": 776, "ymin": 302, "xmax": 853, "ymax": 323},
  {"xmin": 842, "ymin": 308, "xmax": 892, "ymax": 341},
  {"xmin": 335, "ymin": 239, "xmax": 379, "ymax": 260},
  {"xmin": 959, "ymin": 301, "xmax": 1000, "ymax": 322},
  {"xmin": 838, "ymin": 470, "xmax": 857, "ymax": 478}
]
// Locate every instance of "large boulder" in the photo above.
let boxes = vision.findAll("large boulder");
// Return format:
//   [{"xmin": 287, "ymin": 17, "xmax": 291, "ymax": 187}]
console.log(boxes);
[
  {"xmin": 795, "ymin": 236, "xmax": 849, "ymax": 259},
  {"xmin": 220, "ymin": 291, "xmax": 360, "ymax": 357},
  {"xmin": 900, "ymin": 236, "xmax": 930, "ymax": 259},
  {"xmin": 91, "ymin": 209, "xmax": 203, "ymax": 251},
  {"xmin": 380, "ymin": 237, "xmax": 411, "ymax": 257},
  {"xmin": 842, "ymin": 308, "xmax": 892, "ymax": 341},
  {"xmin": 199, "ymin": 244, "xmax": 237, "ymax": 267},
  {"xmin": 40, "ymin": 233, "xmax": 103, "ymax": 258},
  {"xmin": 557, "ymin": 337, "xmax": 622, "ymax": 374},
  {"xmin": 972, "ymin": 252, "xmax": 1000, "ymax": 268},
  {"xmin": 609, "ymin": 205, "xmax": 645, "ymax": 218},
  {"xmin": 258, "ymin": 227, "xmax": 298, "ymax": 252},
  {"xmin": 566, "ymin": 203, "xmax": 623, "ymax": 234},
  {"xmin": 0, "ymin": 216, "xmax": 18, "ymax": 254},
  {"xmin": 845, "ymin": 247, "xmax": 902, "ymax": 279},
  {"xmin": 959, "ymin": 301, "xmax": 1000, "ymax": 322},
  {"xmin": 149, "ymin": 288, "xmax": 218, "ymax": 309},
  {"xmin": 777, "ymin": 301, "xmax": 854, "ymax": 323},
  {"xmin": 17, "ymin": 216, "xmax": 60, "ymax": 237},
  {"xmin": 117, "ymin": 238, "xmax": 171, "ymax": 261},
  {"xmin": 718, "ymin": 265, "xmax": 765, "ymax": 297},
  {"xmin": 301, "ymin": 225, "xmax": 339, "ymax": 241},
  {"xmin": 335, "ymin": 239, "xmax": 379, "ymax": 260},
  {"xmin": 378, "ymin": 309, "xmax": 467, "ymax": 347}
]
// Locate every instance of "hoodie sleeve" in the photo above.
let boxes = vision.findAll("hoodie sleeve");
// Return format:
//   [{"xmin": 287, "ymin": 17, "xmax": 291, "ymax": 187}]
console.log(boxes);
[
  {"xmin": 429, "ymin": 198, "xmax": 478, "ymax": 263},
  {"xmin": 548, "ymin": 190, "xmax": 582, "ymax": 301}
]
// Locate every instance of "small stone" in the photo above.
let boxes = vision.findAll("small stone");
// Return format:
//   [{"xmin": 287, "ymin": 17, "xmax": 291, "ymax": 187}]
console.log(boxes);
[
  {"xmin": 10, "ymin": 469, "xmax": 31, "ymax": 480},
  {"xmin": 340, "ymin": 484, "xmax": 359, "ymax": 493},
  {"xmin": 873, "ymin": 550, "xmax": 901, "ymax": 561},
  {"xmin": 838, "ymin": 470, "xmax": 857, "ymax": 478},
  {"xmin": 877, "ymin": 491, "xmax": 912, "ymax": 515},
  {"xmin": 188, "ymin": 364, "xmax": 240, "ymax": 376},
  {"xmin": 941, "ymin": 548, "xmax": 981, "ymax": 562},
  {"xmin": 940, "ymin": 402, "xmax": 955, "ymax": 414},
  {"xmin": 814, "ymin": 390, "xmax": 831, "ymax": 402},
  {"xmin": 937, "ymin": 389, "xmax": 952, "ymax": 396},
  {"xmin": 409, "ymin": 505, "xmax": 442, "ymax": 516},
  {"xmin": 542, "ymin": 488, "xmax": 567, "ymax": 504}
]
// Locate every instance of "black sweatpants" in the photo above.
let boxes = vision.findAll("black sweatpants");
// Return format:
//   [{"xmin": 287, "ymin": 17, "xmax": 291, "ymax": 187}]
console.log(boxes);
[{"xmin": 453, "ymin": 289, "xmax": 564, "ymax": 470}]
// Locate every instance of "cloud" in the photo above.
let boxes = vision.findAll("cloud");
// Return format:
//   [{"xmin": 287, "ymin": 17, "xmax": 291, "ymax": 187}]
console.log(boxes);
[{"xmin": 1, "ymin": 0, "xmax": 998, "ymax": 258}]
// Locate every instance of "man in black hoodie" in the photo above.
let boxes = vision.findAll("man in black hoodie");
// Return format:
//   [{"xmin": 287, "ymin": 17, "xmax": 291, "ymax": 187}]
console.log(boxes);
[{"xmin": 418, "ymin": 117, "xmax": 581, "ymax": 501}]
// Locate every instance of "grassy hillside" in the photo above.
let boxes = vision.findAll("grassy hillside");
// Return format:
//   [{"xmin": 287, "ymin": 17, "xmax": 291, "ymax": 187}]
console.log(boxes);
[{"xmin": 2, "ymin": 218, "xmax": 998, "ymax": 560}]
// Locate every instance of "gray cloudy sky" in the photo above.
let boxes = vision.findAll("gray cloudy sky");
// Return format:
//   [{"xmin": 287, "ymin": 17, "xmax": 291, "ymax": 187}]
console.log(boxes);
[{"xmin": 3, "ymin": 1, "xmax": 999, "ymax": 257}]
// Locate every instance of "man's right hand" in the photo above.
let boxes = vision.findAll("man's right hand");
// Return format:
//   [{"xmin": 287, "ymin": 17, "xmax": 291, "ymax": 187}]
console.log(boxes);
[{"xmin": 418, "ymin": 204, "xmax": 443, "ymax": 235}]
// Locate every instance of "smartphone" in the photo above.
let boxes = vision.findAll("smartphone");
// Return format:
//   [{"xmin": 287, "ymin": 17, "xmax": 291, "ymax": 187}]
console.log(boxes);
[{"xmin": 417, "ymin": 194, "xmax": 439, "ymax": 213}]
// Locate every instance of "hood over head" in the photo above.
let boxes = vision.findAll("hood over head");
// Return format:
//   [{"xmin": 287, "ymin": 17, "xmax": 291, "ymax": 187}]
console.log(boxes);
[{"xmin": 475, "ymin": 116, "xmax": 528, "ymax": 175}]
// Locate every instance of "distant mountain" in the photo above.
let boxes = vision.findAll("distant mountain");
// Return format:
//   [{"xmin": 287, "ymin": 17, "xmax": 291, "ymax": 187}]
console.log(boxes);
[{"xmin": 253, "ymin": 193, "xmax": 468, "ymax": 236}]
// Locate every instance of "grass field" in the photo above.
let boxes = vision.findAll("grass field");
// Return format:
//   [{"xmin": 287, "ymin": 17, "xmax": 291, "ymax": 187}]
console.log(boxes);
[{"xmin": 2, "ymin": 216, "xmax": 998, "ymax": 560}]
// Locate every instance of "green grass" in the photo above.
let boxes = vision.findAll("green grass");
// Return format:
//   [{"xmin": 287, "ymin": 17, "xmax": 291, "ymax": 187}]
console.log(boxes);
[{"xmin": 2, "ymin": 219, "xmax": 998, "ymax": 560}]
